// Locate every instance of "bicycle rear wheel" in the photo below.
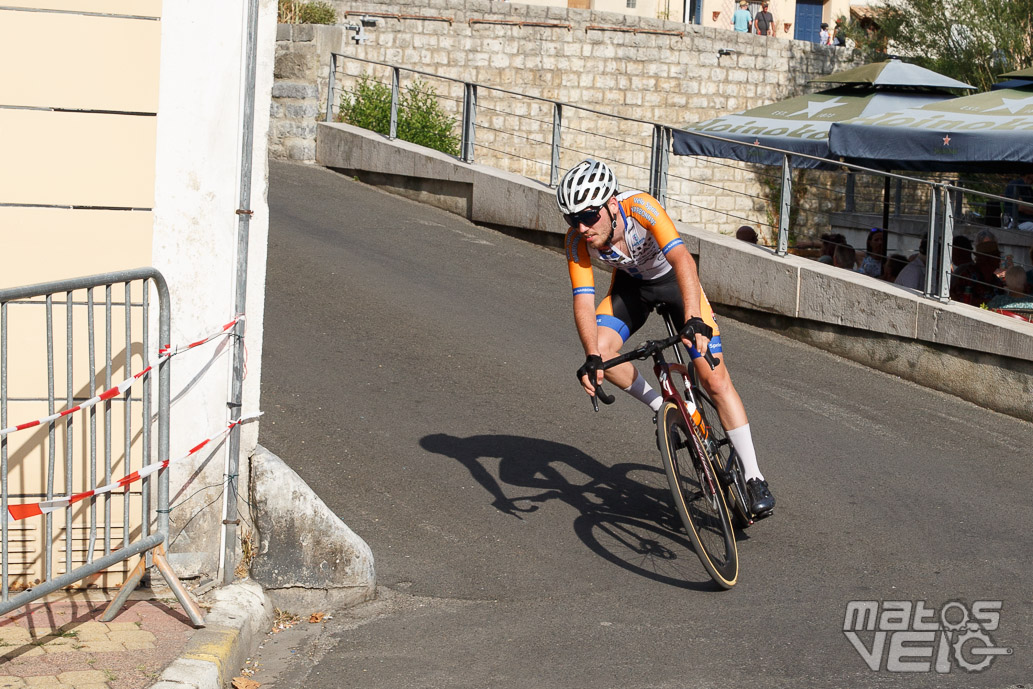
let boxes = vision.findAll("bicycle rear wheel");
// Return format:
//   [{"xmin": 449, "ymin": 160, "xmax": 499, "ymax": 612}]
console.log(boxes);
[{"xmin": 657, "ymin": 399, "xmax": 738, "ymax": 588}]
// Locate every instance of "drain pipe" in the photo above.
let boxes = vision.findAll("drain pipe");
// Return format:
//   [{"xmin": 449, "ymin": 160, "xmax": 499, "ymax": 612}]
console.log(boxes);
[{"xmin": 220, "ymin": 0, "xmax": 260, "ymax": 586}]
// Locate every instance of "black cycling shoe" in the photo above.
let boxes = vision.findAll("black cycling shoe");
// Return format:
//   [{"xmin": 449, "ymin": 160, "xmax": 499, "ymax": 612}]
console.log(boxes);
[{"xmin": 746, "ymin": 478, "xmax": 775, "ymax": 516}]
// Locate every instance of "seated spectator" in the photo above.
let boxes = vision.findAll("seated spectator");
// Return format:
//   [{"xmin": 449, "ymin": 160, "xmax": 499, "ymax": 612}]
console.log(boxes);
[
  {"xmin": 1003, "ymin": 173, "xmax": 1033, "ymax": 230},
  {"xmin": 833, "ymin": 243, "xmax": 857, "ymax": 270},
  {"xmin": 858, "ymin": 228, "xmax": 887, "ymax": 278},
  {"xmin": 952, "ymin": 235, "xmax": 973, "ymax": 270},
  {"xmin": 736, "ymin": 225, "xmax": 759, "ymax": 244},
  {"xmin": 950, "ymin": 235, "xmax": 1005, "ymax": 306},
  {"xmin": 882, "ymin": 253, "xmax": 908, "ymax": 282},
  {"xmin": 972, "ymin": 228, "xmax": 1012, "ymax": 280},
  {"xmin": 987, "ymin": 266, "xmax": 1032, "ymax": 310},
  {"xmin": 818, "ymin": 232, "xmax": 845, "ymax": 265},
  {"xmin": 895, "ymin": 238, "xmax": 927, "ymax": 290}
]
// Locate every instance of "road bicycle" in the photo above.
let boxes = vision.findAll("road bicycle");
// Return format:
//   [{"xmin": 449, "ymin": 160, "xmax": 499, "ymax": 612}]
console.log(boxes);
[{"xmin": 588, "ymin": 309, "xmax": 760, "ymax": 589}]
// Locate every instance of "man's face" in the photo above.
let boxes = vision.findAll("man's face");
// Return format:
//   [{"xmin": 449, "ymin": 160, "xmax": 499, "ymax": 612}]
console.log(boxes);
[{"xmin": 565, "ymin": 199, "xmax": 613, "ymax": 250}]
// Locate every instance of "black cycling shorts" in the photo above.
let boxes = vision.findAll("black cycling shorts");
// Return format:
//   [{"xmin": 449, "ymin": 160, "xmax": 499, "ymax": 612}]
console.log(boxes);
[{"xmin": 595, "ymin": 269, "xmax": 722, "ymax": 358}]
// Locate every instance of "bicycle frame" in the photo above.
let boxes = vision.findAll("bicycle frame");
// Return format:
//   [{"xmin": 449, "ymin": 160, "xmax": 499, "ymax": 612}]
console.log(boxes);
[
  {"xmin": 656, "ymin": 313, "xmax": 709, "ymax": 444},
  {"xmin": 657, "ymin": 312, "xmax": 753, "ymax": 525},
  {"xmin": 648, "ymin": 346, "xmax": 722, "ymax": 501},
  {"xmin": 589, "ymin": 310, "xmax": 730, "ymax": 508}
]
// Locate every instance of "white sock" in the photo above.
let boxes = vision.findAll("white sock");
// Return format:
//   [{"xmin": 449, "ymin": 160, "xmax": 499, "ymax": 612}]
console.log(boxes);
[
  {"xmin": 726, "ymin": 423, "xmax": 763, "ymax": 481},
  {"xmin": 623, "ymin": 372, "xmax": 663, "ymax": 412}
]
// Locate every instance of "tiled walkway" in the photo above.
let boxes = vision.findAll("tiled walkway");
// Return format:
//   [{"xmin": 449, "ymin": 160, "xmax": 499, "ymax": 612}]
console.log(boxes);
[{"xmin": 0, "ymin": 593, "xmax": 195, "ymax": 689}]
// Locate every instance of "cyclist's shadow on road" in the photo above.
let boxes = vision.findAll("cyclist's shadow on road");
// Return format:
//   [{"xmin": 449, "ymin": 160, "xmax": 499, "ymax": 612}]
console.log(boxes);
[{"xmin": 420, "ymin": 432, "xmax": 723, "ymax": 590}]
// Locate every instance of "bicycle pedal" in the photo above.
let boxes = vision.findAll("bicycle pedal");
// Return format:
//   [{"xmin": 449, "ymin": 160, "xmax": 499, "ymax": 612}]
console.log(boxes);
[{"xmin": 751, "ymin": 508, "xmax": 774, "ymax": 521}]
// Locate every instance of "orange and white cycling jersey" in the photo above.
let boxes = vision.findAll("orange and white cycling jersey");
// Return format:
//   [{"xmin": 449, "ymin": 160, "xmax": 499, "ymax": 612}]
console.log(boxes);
[
  {"xmin": 564, "ymin": 189, "xmax": 720, "ymax": 352},
  {"xmin": 564, "ymin": 190, "xmax": 686, "ymax": 296}
]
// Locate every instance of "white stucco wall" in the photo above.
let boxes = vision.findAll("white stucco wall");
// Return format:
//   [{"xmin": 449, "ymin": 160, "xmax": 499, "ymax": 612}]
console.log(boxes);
[{"xmin": 153, "ymin": 0, "xmax": 275, "ymax": 576}]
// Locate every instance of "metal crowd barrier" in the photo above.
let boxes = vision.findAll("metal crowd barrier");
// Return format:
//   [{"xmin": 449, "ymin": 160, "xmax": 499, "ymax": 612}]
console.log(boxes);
[{"xmin": 0, "ymin": 268, "xmax": 203, "ymax": 626}]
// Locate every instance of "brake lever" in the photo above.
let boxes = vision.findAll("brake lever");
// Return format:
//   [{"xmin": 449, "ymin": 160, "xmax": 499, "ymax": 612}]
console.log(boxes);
[{"xmin": 591, "ymin": 381, "xmax": 615, "ymax": 412}]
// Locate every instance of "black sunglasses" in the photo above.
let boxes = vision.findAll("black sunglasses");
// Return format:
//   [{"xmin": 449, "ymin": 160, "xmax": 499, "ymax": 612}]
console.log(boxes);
[{"xmin": 563, "ymin": 207, "xmax": 603, "ymax": 229}]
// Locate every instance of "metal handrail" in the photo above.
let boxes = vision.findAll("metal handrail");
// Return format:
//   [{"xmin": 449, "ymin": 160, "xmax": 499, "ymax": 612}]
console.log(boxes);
[{"xmin": 326, "ymin": 53, "xmax": 1029, "ymax": 307}]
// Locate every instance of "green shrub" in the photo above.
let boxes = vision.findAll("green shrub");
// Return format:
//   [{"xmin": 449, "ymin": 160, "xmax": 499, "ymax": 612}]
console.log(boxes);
[
  {"xmin": 337, "ymin": 76, "xmax": 461, "ymax": 157},
  {"xmin": 297, "ymin": 1, "xmax": 336, "ymax": 24},
  {"xmin": 278, "ymin": 0, "xmax": 336, "ymax": 25},
  {"xmin": 396, "ymin": 80, "xmax": 461, "ymax": 156},
  {"xmin": 337, "ymin": 76, "xmax": 392, "ymax": 135}
]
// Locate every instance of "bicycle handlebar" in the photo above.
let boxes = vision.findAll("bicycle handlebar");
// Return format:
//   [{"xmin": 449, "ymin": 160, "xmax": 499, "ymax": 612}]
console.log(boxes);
[{"xmin": 587, "ymin": 328, "xmax": 719, "ymax": 412}]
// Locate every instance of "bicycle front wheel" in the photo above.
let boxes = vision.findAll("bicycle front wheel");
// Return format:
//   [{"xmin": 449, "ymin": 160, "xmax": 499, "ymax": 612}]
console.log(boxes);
[{"xmin": 657, "ymin": 399, "xmax": 738, "ymax": 588}]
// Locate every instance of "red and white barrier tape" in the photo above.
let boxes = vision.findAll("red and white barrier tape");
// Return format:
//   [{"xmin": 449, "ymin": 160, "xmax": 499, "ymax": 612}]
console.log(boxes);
[
  {"xmin": 5, "ymin": 412, "xmax": 262, "ymax": 523},
  {"xmin": 0, "ymin": 317, "xmax": 243, "ymax": 439},
  {"xmin": 159, "ymin": 316, "xmax": 243, "ymax": 358}
]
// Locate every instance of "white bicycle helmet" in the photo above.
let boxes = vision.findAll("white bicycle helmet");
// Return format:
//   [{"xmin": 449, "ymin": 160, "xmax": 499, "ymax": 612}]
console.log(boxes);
[{"xmin": 556, "ymin": 159, "xmax": 618, "ymax": 214}]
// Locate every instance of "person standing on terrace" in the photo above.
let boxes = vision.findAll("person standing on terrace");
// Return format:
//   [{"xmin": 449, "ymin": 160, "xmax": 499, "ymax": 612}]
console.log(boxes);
[{"xmin": 732, "ymin": 0, "xmax": 753, "ymax": 32}]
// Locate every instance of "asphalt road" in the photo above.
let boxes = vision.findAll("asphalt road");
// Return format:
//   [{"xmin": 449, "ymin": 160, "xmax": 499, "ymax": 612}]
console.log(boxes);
[{"xmin": 256, "ymin": 160, "xmax": 1032, "ymax": 688}]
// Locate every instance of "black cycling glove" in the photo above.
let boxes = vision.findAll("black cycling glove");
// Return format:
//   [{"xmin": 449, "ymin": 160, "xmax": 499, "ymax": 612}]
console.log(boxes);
[
  {"xmin": 680, "ymin": 317, "xmax": 713, "ymax": 340},
  {"xmin": 576, "ymin": 354, "xmax": 604, "ymax": 388}
]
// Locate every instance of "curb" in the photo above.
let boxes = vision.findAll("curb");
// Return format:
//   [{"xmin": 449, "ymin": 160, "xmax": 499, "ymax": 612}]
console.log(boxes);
[{"xmin": 149, "ymin": 580, "xmax": 273, "ymax": 689}]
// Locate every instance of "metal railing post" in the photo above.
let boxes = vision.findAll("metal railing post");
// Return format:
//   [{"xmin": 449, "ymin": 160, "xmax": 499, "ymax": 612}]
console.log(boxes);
[
  {"xmin": 845, "ymin": 172, "xmax": 855, "ymax": 213},
  {"xmin": 461, "ymin": 82, "xmax": 477, "ymax": 163},
  {"xmin": 777, "ymin": 154, "xmax": 791, "ymax": 256},
  {"xmin": 324, "ymin": 53, "xmax": 337, "ymax": 122},
  {"xmin": 1, "ymin": 302, "xmax": 7, "ymax": 603},
  {"xmin": 45, "ymin": 295, "xmax": 54, "ymax": 583},
  {"xmin": 220, "ymin": 0, "xmax": 260, "ymax": 592},
  {"xmin": 938, "ymin": 188, "xmax": 955, "ymax": 303},
  {"xmin": 65, "ymin": 291, "xmax": 73, "ymax": 575},
  {"xmin": 924, "ymin": 187, "xmax": 939, "ymax": 297},
  {"xmin": 550, "ymin": 102, "xmax": 562, "ymax": 187},
  {"xmin": 649, "ymin": 125, "xmax": 670, "ymax": 206},
  {"xmin": 389, "ymin": 67, "xmax": 400, "ymax": 140},
  {"xmin": 882, "ymin": 177, "xmax": 891, "ymax": 230}
]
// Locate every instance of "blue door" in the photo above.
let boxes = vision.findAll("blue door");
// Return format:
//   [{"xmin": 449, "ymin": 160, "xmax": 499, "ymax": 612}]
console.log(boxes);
[
  {"xmin": 688, "ymin": 0, "xmax": 702, "ymax": 24},
  {"xmin": 794, "ymin": 0, "xmax": 824, "ymax": 43}
]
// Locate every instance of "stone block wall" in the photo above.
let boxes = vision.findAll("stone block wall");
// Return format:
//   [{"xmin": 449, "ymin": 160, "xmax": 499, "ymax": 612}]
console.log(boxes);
[{"xmin": 271, "ymin": 0, "xmax": 861, "ymax": 236}]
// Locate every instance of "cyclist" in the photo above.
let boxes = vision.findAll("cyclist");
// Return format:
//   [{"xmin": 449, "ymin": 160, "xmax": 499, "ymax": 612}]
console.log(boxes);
[{"xmin": 558, "ymin": 159, "xmax": 775, "ymax": 517}]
